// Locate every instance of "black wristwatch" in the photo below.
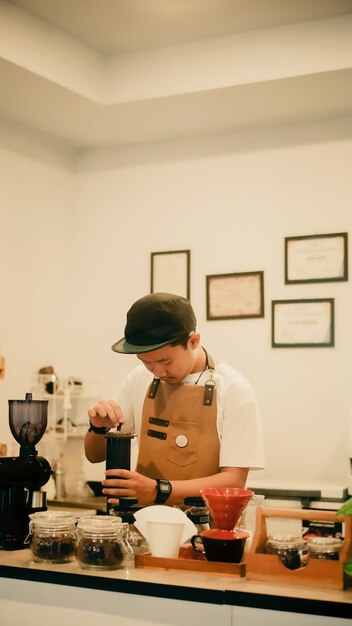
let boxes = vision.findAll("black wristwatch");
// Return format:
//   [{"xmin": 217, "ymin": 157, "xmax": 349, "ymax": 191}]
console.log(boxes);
[
  {"xmin": 88, "ymin": 421, "xmax": 110, "ymax": 435},
  {"xmin": 154, "ymin": 479, "xmax": 172, "ymax": 504}
]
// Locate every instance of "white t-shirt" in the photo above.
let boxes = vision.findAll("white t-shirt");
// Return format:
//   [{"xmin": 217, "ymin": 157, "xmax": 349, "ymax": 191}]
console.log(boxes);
[{"xmin": 115, "ymin": 361, "xmax": 265, "ymax": 471}]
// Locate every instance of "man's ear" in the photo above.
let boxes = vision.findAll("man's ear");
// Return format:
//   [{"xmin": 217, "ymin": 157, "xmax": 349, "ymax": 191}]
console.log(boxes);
[{"xmin": 189, "ymin": 332, "xmax": 201, "ymax": 350}]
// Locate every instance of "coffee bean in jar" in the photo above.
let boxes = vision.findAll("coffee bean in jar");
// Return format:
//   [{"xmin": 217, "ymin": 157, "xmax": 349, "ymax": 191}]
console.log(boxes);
[
  {"xmin": 306, "ymin": 536, "xmax": 342, "ymax": 560},
  {"xmin": 28, "ymin": 511, "xmax": 76, "ymax": 564},
  {"xmin": 76, "ymin": 516, "xmax": 128, "ymax": 570},
  {"xmin": 266, "ymin": 535, "xmax": 309, "ymax": 570}
]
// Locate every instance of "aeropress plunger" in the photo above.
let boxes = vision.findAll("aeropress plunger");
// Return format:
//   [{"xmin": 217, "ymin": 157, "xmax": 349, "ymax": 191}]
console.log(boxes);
[{"xmin": 105, "ymin": 429, "xmax": 137, "ymax": 515}]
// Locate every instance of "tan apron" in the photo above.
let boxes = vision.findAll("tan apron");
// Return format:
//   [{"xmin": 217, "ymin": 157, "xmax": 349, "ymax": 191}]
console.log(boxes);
[{"xmin": 136, "ymin": 352, "xmax": 220, "ymax": 480}]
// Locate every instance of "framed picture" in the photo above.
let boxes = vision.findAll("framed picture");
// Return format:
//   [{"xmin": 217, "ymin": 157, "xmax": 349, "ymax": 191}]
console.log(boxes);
[
  {"xmin": 150, "ymin": 250, "xmax": 190, "ymax": 299},
  {"xmin": 272, "ymin": 299, "xmax": 334, "ymax": 348},
  {"xmin": 206, "ymin": 271, "xmax": 264, "ymax": 320},
  {"xmin": 285, "ymin": 232, "xmax": 348, "ymax": 284}
]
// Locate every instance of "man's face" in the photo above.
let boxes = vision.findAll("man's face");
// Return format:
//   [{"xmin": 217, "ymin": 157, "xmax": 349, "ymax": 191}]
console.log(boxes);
[{"xmin": 137, "ymin": 338, "xmax": 198, "ymax": 384}]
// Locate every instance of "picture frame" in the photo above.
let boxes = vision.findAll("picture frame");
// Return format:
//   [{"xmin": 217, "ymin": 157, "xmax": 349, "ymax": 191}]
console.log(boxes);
[
  {"xmin": 206, "ymin": 271, "xmax": 264, "ymax": 320},
  {"xmin": 285, "ymin": 232, "xmax": 348, "ymax": 284},
  {"xmin": 150, "ymin": 250, "xmax": 190, "ymax": 299},
  {"xmin": 271, "ymin": 298, "xmax": 335, "ymax": 348}
]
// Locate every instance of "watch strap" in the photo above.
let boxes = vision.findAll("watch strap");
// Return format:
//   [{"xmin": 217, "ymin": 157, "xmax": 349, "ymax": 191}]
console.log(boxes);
[
  {"xmin": 88, "ymin": 421, "xmax": 111, "ymax": 435},
  {"xmin": 154, "ymin": 478, "xmax": 172, "ymax": 504}
]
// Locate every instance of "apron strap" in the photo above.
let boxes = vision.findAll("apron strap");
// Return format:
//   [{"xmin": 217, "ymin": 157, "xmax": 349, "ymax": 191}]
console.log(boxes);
[
  {"xmin": 148, "ymin": 377, "xmax": 160, "ymax": 399},
  {"xmin": 203, "ymin": 349, "xmax": 215, "ymax": 406}
]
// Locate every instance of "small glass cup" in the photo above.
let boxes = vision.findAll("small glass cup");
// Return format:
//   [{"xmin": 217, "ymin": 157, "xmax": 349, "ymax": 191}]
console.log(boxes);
[{"xmin": 237, "ymin": 493, "xmax": 265, "ymax": 551}]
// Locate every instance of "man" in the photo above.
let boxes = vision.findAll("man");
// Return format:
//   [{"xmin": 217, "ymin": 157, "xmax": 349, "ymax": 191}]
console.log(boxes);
[{"xmin": 85, "ymin": 292, "xmax": 264, "ymax": 506}]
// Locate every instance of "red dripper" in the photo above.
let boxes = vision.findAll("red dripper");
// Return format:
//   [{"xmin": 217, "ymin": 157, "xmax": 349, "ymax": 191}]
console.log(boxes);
[{"xmin": 201, "ymin": 487, "xmax": 254, "ymax": 530}]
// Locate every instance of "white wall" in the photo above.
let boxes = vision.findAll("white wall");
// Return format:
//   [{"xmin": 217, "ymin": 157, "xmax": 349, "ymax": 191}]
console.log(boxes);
[
  {"xmin": 0, "ymin": 100, "xmax": 352, "ymax": 489},
  {"xmin": 0, "ymin": 116, "xmax": 351, "ymax": 489},
  {"xmin": 67, "ymin": 116, "xmax": 352, "ymax": 489},
  {"xmin": 0, "ymin": 125, "xmax": 75, "ymax": 451}
]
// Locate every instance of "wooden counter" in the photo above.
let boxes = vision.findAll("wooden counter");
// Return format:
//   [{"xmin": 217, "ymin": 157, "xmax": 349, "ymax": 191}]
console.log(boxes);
[{"xmin": 0, "ymin": 548, "xmax": 351, "ymax": 625}]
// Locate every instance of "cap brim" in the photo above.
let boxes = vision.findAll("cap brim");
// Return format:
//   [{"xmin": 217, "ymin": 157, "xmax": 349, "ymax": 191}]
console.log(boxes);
[{"xmin": 111, "ymin": 337, "xmax": 175, "ymax": 354}]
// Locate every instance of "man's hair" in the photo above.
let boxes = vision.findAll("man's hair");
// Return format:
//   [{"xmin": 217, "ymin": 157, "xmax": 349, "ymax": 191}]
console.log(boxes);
[{"xmin": 169, "ymin": 332, "xmax": 191, "ymax": 348}]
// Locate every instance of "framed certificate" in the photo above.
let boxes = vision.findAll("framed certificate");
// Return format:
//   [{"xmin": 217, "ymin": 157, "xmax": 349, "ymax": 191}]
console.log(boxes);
[
  {"xmin": 150, "ymin": 250, "xmax": 190, "ymax": 299},
  {"xmin": 285, "ymin": 233, "xmax": 348, "ymax": 284},
  {"xmin": 206, "ymin": 271, "xmax": 264, "ymax": 320},
  {"xmin": 272, "ymin": 299, "xmax": 334, "ymax": 348}
]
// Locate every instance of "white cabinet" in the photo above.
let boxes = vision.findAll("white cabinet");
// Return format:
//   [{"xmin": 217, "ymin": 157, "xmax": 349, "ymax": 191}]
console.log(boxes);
[{"xmin": 0, "ymin": 578, "xmax": 350, "ymax": 626}]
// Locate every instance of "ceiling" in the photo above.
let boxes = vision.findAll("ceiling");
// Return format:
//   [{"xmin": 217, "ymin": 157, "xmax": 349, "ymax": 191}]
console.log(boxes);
[
  {"xmin": 1, "ymin": 0, "xmax": 352, "ymax": 152},
  {"xmin": 8, "ymin": 0, "xmax": 352, "ymax": 55}
]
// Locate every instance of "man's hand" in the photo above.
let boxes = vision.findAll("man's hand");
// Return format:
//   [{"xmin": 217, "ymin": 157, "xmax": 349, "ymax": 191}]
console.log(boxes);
[
  {"xmin": 88, "ymin": 400, "xmax": 124, "ymax": 430},
  {"xmin": 103, "ymin": 469, "xmax": 157, "ymax": 505}
]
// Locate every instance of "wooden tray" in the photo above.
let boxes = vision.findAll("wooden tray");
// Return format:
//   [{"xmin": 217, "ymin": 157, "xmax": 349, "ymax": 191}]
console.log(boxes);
[
  {"xmin": 246, "ymin": 507, "xmax": 352, "ymax": 590},
  {"xmin": 135, "ymin": 546, "xmax": 245, "ymax": 577}
]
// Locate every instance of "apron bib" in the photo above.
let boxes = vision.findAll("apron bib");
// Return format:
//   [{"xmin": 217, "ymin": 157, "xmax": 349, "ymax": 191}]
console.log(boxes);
[{"xmin": 136, "ymin": 352, "xmax": 220, "ymax": 480}]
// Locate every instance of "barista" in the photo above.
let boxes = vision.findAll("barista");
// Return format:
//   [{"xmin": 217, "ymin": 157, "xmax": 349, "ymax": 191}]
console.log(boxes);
[{"xmin": 85, "ymin": 292, "xmax": 265, "ymax": 506}]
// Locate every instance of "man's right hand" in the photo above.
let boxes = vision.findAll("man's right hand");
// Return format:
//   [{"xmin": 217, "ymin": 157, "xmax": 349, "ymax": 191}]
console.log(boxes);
[{"xmin": 88, "ymin": 400, "xmax": 124, "ymax": 430}]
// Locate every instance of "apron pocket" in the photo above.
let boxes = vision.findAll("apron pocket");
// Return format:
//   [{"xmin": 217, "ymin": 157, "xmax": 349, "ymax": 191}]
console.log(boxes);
[{"xmin": 167, "ymin": 421, "xmax": 199, "ymax": 467}]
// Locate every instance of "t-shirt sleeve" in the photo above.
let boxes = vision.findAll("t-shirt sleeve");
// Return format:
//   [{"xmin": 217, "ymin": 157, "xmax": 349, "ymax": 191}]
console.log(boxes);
[{"xmin": 219, "ymin": 383, "xmax": 265, "ymax": 470}]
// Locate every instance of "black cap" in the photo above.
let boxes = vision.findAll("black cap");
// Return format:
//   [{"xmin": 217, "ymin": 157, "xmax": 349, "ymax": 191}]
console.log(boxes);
[{"xmin": 111, "ymin": 292, "xmax": 197, "ymax": 354}]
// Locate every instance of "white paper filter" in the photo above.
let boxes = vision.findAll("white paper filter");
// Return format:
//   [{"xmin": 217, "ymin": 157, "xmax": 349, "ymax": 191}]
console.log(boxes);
[{"xmin": 133, "ymin": 505, "xmax": 197, "ymax": 558}]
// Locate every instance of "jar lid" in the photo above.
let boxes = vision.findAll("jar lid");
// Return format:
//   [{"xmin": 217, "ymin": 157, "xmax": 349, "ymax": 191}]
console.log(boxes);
[
  {"xmin": 77, "ymin": 515, "xmax": 127, "ymax": 535},
  {"xmin": 267, "ymin": 534, "xmax": 304, "ymax": 549},
  {"xmin": 30, "ymin": 511, "xmax": 76, "ymax": 530},
  {"xmin": 306, "ymin": 536, "xmax": 342, "ymax": 552}
]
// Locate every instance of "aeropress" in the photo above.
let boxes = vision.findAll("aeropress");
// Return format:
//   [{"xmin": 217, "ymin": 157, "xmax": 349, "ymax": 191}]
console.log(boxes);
[{"xmin": 105, "ymin": 428, "xmax": 138, "ymax": 517}]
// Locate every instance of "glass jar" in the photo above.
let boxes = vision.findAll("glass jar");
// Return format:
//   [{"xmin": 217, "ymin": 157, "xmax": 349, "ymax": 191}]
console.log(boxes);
[
  {"xmin": 28, "ymin": 511, "xmax": 76, "ymax": 564},
  {"xmin": 306, "ymin": 536, "xmax": 342, "ymax": 560},
  {"xmin": 110, "ymin": 498, "xmax": 149, "ymax": 555},
  {"xmin": 266, "ymin": 534, "xmax": 309, "ymax": 570},
  {"xmin": 122, "ymin": 514, "xmax": 149, "ymax": 555},
  {"xmin": 76, "ymin": 516, "xmax": 133, "ymax": 570}
]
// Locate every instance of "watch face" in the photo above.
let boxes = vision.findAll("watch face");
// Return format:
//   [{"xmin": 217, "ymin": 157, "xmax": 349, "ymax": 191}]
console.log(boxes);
[{"xmin": 155, "ymin": 479, "xmax": 172, "ymax": 504}]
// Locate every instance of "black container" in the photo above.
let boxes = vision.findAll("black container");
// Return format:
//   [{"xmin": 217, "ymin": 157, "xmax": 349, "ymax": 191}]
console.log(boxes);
[
  {"xmin": 184, "ymin": 496, "xmax": 210, "ymax": 532},
  {"xmin": 105, "ymin": 431, "xmax": 137, "ymax": 514}
]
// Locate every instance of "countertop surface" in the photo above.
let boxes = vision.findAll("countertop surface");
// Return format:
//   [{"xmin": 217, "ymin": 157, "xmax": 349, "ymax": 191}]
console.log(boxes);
[
  {"xmin": 48, "ymin": 495, "xmax": 107, "ymax": 511},
  {"xmin": 24, "ymin": 496, "xmax": 352, "ymax": 618},
  {"xmin": 0, "ymin": 547, "xmax": 351, "ymax": 619}
]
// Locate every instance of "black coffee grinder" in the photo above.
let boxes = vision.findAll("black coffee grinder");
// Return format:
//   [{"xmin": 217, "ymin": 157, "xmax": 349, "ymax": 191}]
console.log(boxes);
[{"xmin": 0, "ymin": 392, "xmax": 52, "ymax": 550}]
